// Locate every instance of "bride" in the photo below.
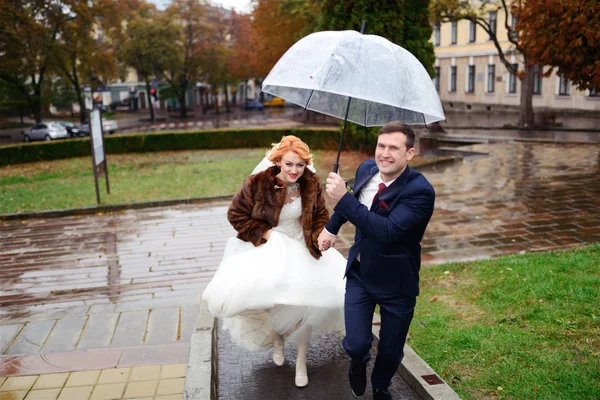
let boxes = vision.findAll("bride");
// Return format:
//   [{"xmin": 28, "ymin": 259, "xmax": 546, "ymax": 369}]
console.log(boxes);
[{"xmin": 202, "ymin": 135, "xmax": 347, "ymax": 388}]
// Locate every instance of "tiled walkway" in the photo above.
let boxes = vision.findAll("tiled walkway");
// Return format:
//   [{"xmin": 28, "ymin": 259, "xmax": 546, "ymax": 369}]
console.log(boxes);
[{"xmin": 0, "ymin": 363, "xmax": 186, "ymax": 400}]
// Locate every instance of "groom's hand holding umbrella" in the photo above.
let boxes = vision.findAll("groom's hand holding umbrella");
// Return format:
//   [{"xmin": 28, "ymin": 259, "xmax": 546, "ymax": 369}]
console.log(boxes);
[{"xmin": 326, "ymin": 172, "xmax": 347, "ymax": 205}]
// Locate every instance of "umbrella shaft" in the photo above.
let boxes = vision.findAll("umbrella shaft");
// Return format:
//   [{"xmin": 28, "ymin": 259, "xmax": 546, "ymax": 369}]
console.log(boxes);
[{"xmin": 334, "ymin": 97, "xmax": 353, "ymax": 174}]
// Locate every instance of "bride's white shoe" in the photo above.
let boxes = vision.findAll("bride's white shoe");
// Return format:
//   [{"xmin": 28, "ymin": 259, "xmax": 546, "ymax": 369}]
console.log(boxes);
[
  {"xmin": 295, "ymin": 363, "xmax": 308, "ymax": 387},
  {"xmin": 272, "ymin": 334, "xmax": 285, "ymax": 366},
  {"xmin": 272, "ymin": 350, "xmax": 285, "ymax": 366}
]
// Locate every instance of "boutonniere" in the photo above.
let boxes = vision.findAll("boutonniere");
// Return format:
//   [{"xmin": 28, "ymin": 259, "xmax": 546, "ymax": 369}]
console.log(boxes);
[
  {"xmin": 347, "ymin": 186, "xmax": 354, "ymax": 194},
  {"xmin": 379, "ymin": 200, "xmax": 389, "ymax": 210}
]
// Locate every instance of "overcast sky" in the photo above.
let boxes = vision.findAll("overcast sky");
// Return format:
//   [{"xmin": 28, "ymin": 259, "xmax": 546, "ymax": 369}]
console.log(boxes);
[{"xmin": 148, "ymin": 0, "xmax": 252, "ymax": 13}]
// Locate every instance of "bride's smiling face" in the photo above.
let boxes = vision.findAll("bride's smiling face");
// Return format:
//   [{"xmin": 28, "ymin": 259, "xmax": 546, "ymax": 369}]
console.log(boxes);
[{"xmin": 278, "ymin": 151, "xmax": 307, "ymax": 184}]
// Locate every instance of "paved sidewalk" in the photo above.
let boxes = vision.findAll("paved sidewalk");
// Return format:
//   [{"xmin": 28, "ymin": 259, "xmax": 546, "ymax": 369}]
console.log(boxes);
[
  {"xmin": 1, "ymin": 140, "xmax": 599, "ymax": 399},
  {"xmin": 216, "ymin": 328, "xmax": 419, "ymax": 400},
  {"xmin": 0, "ymin": 364, "xmax": 186, "ymax": 400}
]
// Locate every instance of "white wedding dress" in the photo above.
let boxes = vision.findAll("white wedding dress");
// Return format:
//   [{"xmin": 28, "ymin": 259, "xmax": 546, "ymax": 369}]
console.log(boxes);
[{"xmin": 202, "ymin": 188, "xmax": 347, "ymax": 351}]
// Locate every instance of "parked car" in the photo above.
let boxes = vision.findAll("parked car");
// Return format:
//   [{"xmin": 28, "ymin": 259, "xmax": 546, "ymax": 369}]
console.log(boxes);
[
  {"xmin": 57, "ymin": 121, "xmax": 82, "ymax": 137},
  {"xmin": 80, "ymin": 119, "xmax": 119, "ymax": 135},
  {"xmin": 245, "ymin": 99, "xmax": 264, "ymax": 110},
  {"xmin": 264, "ymin": 97, "xmax": 285, "ymax": 107},
  {"xmin": 23, "ymin": 122, "xmax": 69, "ymax": 142}
]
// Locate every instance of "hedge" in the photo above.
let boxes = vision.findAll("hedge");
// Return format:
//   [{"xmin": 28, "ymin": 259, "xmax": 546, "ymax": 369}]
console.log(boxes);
[{"xmin": 0, "ymin": 127, "xmax": 376, "ymax": 166}]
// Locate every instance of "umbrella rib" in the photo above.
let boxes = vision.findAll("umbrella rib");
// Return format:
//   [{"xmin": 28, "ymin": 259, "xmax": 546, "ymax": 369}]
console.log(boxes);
[{"xmin": 304, "ymin": 89, "xmax": 315, "ymax": 111}]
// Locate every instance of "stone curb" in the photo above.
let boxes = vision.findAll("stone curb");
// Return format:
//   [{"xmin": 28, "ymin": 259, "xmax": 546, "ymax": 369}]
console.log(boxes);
[
  {"xmin": 372, "ymin": 314, "xmax": 462, "ymax": 400},
  {"xmin": 184, "ymin": 302, "xmax": 217, "ymax": 400}
]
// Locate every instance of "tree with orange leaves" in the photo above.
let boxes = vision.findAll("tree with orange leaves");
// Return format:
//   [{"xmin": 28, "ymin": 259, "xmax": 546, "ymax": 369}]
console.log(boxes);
[
  {"xmin": 513, "ymin": 0, "xmax": 600, "ymax": 92},
  {"xmin": 248, "ymin": 0, "xmax": 318, "ymax": 78}
]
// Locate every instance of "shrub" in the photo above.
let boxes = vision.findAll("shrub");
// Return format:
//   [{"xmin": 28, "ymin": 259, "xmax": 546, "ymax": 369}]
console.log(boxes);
[{"xmin": 0, "ymin": 128, "xmax": 352, "ymax": 166}]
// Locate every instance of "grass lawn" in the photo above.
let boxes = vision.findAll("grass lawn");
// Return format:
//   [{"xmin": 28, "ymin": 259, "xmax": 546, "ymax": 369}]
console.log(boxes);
[
  {"xmin": 409, "ymin": 244, "xmax": 600, "ymax": 400},
  {"xmin": 0, "ymin": 148, "xmax": 372, "ymax": 214}
]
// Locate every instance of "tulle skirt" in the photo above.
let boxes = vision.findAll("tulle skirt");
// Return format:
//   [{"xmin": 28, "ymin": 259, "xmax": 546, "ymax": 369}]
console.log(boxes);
[{"xmin": 202, "ymin": 231, "xmax": 347, "ymax": 351}]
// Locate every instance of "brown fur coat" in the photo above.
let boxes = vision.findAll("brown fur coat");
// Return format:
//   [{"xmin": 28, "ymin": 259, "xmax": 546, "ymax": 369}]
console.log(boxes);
[{"xmin": 227, "ymin": 165, "xmax": 329, "ymax": 259}]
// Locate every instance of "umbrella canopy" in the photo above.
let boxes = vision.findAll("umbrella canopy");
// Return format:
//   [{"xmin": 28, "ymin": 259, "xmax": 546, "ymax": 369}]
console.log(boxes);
[{"xmin": 262, "ymin": 30, "xmax": 445, "ymax": 127}]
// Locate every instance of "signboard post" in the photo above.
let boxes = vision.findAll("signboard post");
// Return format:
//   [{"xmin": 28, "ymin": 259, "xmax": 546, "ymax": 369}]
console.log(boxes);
[{"xmin": 88, "ymin": 108, "xmax": 110, "ymax": 204}]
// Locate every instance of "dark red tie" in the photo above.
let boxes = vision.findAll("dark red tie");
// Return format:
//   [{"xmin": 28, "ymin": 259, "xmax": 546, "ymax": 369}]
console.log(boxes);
[{"xmin": 371, "ymin": 182, "xmax": 386, "ymax": 208}]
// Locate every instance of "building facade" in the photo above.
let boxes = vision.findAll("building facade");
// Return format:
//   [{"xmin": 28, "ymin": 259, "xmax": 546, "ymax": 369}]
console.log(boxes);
[{"xmin": 432, "ymin": 7, "xmax": 599, "ymax": 112}]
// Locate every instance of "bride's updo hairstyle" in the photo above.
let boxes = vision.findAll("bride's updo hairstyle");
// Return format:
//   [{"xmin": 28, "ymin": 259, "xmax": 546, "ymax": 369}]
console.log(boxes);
[{"xmin": 267, "ymin": 135, "xmax": 314, "ymax": 166}]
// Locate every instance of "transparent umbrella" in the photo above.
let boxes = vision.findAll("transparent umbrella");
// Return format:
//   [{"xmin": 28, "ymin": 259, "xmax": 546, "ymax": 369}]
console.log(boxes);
[{"xmin": 262, "ymin": 27, "xmax": 445, "ymax": 172}]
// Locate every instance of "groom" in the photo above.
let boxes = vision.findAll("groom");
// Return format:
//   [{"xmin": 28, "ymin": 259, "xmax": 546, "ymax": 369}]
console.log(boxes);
[{"xmin": 319, "ymin": 121, "xmax": 435, "ymax": 400}]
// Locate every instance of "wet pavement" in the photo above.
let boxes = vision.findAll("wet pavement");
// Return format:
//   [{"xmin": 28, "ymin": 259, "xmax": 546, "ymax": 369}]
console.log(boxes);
[
  {"xmin": 438, "ymin": 128, "xmax": 600, "ymax": 144},
  {"xmin": 415, "ymin": 142, "xmax": 600, "ymax": 264},
  {"xmin": 1, "ymin": 141, "xmax": 599, "ymax": 398},
  {"xmin": 217, "ymin": 326, "xmax": 419, "ymax": 400},
  {"xmin": 440, "ymin": 111, "xmax": 600, "ymax": 131}
]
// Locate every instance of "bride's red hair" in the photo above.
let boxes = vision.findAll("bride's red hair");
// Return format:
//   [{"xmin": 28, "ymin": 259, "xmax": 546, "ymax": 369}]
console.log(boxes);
[{"xmin": 267, "ymin": 136, "xmax": 314, "ymax": 165}]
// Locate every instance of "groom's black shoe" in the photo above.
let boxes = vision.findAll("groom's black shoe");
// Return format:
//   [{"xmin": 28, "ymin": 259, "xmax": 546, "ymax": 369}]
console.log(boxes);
[
  {"xmin": 374, "ymin": 388, "xmax": 392, "ymax": 400},
  {"xmin": 349, "ymin": 361, "xmax": 367, "ymax": 397}
]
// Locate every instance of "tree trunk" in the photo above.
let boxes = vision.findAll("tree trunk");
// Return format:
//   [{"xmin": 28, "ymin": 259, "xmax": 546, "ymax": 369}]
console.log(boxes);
[
  {"xmin": 258, "ymin": 79, "xmax": 264, "ymax": 102},
  {"xmin": 179, "ymin": 79, "xmax": 187, "ymax": 118},
  {"xmin": 69, "ymin": 68, "xmax": 86, "ymax": 124},
  {"xmin": 76, "ymin": 92, "xmax": 86, "ymax": 124},
  {"xmin": 223, "ymin": 82, "xmax": 230, "ymax": 113},
  {"xmin": 199, "ymin": 88, "xmax": 206, "ymax": 114},
  {"xmin": 72, "ymin": 83, "xmax": 85, "ymax": 125},
  {"xmin": 32, "ymin": 86, "xmax": 42, "ymax": 123},
  {"xmin": 519, "ymin": 57, "xmax": 535, "ymax": 129},
  {"xmin": 145, "ymin": 79, "xmax": 156, "ymax": 123}
]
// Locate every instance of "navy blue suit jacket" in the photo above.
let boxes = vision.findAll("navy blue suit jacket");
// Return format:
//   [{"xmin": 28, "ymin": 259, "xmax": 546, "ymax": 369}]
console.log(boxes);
[{"xmin": 326, "ymin": 160, "xmax": 435, "ymax": 297}]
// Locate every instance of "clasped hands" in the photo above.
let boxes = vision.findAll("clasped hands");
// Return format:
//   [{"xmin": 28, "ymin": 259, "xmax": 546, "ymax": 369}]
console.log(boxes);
[
  {"xmin": 265, "ymin": 228, "xmax": 336, "ymax": 251},
  {"xmin": 318, "ymin": 229, "xmax": 336, "ymax": 251}
]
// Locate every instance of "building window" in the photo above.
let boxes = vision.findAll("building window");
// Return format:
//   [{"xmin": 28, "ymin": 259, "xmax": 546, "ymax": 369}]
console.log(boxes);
[
  {"xmin": 558, "ymin": 76, "xmax": 571, "ymax": 95},
  {"xmin": 469, "ymin": 20, "xmax": 476, "ymax": 42},
  {"xmin": 589, "ymin": 87, "xmax": 599, "ymax": 97},
  {"xmin": 509, "ymin": 13, "xmax": 519, "ymax": 40},
  {"xmin": 508, "ymin": 64, "xmax": 518, "ymax": 93},
  {"xmin": 434, "ymin": 23, "xmax": 441, "ymax": 46},
  {"xmin": 533, "ymin": 65, "xmax": 542, "ymax": 94},
  {"xmin": 434, "ymin": 66, "xmax": 440, "ymax": 91},
  {"xmin": 451, "ymin": 22, "xmax": 458, "ymax": 44},
  {"xmin": 467, "ymin": 65, "xmax": 475, "ymax": 93},
  {"xmin": 487, "ymin": 64, "xmax": 495, "ymax": 93},
  {"xmin": 450, "ymin": 66, "xmax": 457, "ymax": 92},
  {"xmin": 488, "ymin": 12, "xmax": 497, "ymax": 39}
]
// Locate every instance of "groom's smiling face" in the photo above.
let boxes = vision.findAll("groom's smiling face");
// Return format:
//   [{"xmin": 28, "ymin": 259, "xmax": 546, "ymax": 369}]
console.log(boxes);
[{"xmin": 375, "ymin": 131, "xmax": 415, "ymax": 181}]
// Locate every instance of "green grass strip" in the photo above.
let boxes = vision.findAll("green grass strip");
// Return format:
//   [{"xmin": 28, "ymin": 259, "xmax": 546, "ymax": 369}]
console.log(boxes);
[{"xmin": 409, "ymin": 244, "xmax": 600, "ymax": 399}]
